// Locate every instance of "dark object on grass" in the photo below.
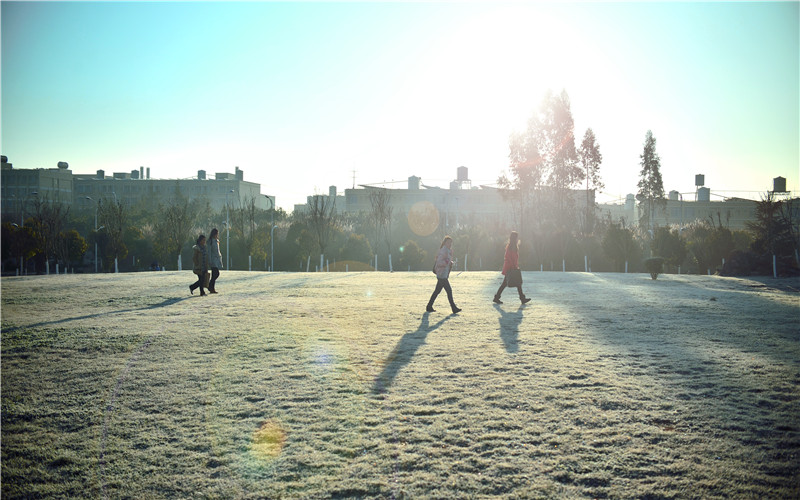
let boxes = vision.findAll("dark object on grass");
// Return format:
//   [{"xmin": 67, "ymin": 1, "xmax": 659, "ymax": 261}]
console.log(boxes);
[{"xmin": 644, "ymin": 257, "xmax": 665, "ymax": 280}]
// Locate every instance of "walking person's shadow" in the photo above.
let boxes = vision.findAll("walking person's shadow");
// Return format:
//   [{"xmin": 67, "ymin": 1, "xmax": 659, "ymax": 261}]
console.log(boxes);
[
  {"xmin": 494, "ymin": 303, "xmax": 525, "ymax": 353},
  {"xmin": 372, "ymin": 312, "xmax": 451, "ymax": 394}
]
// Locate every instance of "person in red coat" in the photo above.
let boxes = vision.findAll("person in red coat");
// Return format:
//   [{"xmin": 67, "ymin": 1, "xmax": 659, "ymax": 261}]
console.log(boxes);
[{"xmin": 493, "ymin": 231, "xmax": 531, "ymax": 305}]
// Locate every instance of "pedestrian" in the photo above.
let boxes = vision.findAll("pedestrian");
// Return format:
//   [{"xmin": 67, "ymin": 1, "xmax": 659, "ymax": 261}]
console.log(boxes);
[
  {"xmin": 493, "ymin": 231, "xmax": 531, "ymax": 305},
  {"xmin": 190, "ymin": 234, "xmax": 210, "ymax": 296},
  {"xmin": 208, "ymin": 228, "xmax": 223, "ymax": 294},
  {"xmin": 426, "ymin": 235, "xmax": 461, "ymax": 314}
]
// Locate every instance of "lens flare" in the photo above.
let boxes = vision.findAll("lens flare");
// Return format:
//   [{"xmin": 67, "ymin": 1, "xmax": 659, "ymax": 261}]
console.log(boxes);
[
  {"xmin": 250, "ymin": 419, "xmax": 287, "ymax": 461},
  {"xmin": 407, "ymin": 201, "xmax": 439, "ymax": 237}
]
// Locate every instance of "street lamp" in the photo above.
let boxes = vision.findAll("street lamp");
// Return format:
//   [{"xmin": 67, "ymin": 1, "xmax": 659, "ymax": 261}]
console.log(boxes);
[
  {"xmin": 264, "ymin": 195, "xmax": 277, "ymax": 271},
  {"xmin": 85, "ymin": 196, "xmax": 100, "ymax": 273},
  {"xmin": 11, "ymin": 223, "xmax": 22, "ymax": 275},
  {"xmin": 96, "ymin": 225, "xmax": 106, "ymax": 272},
  {"xmin": 225, "ymin": 189, "xmax": 235, "ymax": 270}
]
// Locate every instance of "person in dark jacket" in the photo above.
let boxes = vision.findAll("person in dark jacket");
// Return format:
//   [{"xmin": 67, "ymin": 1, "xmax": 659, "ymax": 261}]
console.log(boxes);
[
  {"xmin": 190, "ymin": 234, "xmax": 210, "ymax": 296},
  {"xmin": 493, "ymin": 231, "xmax": 531, "ymax": 305}
]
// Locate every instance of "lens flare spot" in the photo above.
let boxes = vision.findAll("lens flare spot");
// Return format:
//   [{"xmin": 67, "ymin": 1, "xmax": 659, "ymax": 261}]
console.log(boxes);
[
  {"xmin": 251, "ymin": 419, "xmax": 287, "ymax": 461},
  {"xmin": 312, "ymin": 346, "xmax": 335, "ymax": 373},
  {"xmin": 365, "ymin": 289, "xmax": 374, "ymax": 298},
  {"xmin": 408, "ymin": 201, "xmax": 439, "ymax": 237}
]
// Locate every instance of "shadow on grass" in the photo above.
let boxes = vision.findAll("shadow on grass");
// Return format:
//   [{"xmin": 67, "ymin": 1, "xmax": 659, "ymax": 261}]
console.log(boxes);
[
  {"xmin": 3, "ymin": 296, "xmax": 191, "ymax": 332},
  {"xmin": 372, "ymin": 312, "xmax": 451, "ymax": 394},
  {"xmin": 494, "ymin": 303, "xmax": 525, "ymax": 353}
]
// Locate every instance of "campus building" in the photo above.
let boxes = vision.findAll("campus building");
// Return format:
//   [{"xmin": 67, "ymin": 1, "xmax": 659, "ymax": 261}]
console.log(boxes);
[
  {"xmin": 296, "ymin": 167, "xmax": 595, "ymax": 230},
  {"xmin": 72, "ymin": 167, "xmax": 271, "ymax": 212},
  {"xmin": 1, "ymin": 156, "xmax": 74, "ymax": 220},
  {"xmin": 1, "ymin": 156, "xmax": 274, "ymax": 222},
  {"xmin": 598, "ymin": 177, "xmax": 792, "ymax": 232}
]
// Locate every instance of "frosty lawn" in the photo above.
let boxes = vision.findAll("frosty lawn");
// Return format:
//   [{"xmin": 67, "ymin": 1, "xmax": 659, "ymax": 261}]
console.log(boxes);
[{"xmin": 2, "ymin": 271, "xmax": 799, "ymax": 498}]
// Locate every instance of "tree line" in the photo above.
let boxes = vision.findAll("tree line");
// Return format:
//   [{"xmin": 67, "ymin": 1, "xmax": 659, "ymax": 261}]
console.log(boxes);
[{"xmin": 2, "ymin": 90, "xmax": 798, "ymax": 276}]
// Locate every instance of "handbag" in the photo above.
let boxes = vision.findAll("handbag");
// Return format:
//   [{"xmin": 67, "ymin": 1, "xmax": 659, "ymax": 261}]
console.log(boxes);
[{"xmin": 506, "ymin": 268, "xmax": 522, "ymax": 287}]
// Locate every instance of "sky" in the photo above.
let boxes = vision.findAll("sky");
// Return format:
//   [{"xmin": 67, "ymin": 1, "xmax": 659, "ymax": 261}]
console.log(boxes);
[{"xmin": 2, "ymin": 1, "xmax": 798, "ymax": 212}]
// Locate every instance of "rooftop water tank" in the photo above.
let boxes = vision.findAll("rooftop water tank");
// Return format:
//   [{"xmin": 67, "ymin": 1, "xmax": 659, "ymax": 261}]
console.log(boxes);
[
  {"xmin": 773, "ymin": 176, "xmax": 787, "ymax": 193},
  {"xmin": 698, "ymin": 187, "xmax": 711, "ymax": 202},
  {"xmin": 669, "ymin": 190, "xmax": 679, "ymax": 201}
]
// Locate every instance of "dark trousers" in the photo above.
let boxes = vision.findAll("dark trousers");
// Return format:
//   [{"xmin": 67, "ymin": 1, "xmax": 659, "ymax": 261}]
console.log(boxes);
[
  {"xmin": 495, "ymin": 275, "xmax": 524, "ymax": 299},
  {"xmin": 209, "ymin": 267, "xmax": 220, "ymax": 291},
  {"xmin": 190, "ymin": 271, "xmax": 207, "ymax": 295},
  {"xmin": 428, "ymin": 278, "xmax": 457, "ymax": 310}
]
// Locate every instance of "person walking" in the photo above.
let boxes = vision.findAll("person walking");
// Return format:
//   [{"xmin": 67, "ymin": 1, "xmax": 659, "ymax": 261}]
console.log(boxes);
[
  {"xmin": 493, "ymin": 231, "xmax": 531, "ymax": 305},
  {"xmin": 208, "ymin": 228, "xmax": 223, "ymax": 294},
  {"xmin": 426, "ymin": 235, "xmax": 461, "ymax": 314},
  {"xmin": 190, "ymin": 234, "xmax": 210, "ymax": 296}
]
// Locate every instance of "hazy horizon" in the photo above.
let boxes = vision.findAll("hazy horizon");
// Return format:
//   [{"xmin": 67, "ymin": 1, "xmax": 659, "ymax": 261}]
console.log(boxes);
[{"xmin": 2, "ymin": 1, "xmax": 798, "ymax": 211}]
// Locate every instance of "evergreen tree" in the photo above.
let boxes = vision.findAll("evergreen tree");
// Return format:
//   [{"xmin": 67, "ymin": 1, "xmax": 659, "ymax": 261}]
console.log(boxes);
[
  {"xmin": 578, "ymin": 127, "xmax": 603, "ymax": 235},
  {"xmin": 636, "ymin": 130, "xmax": 666, "ymax": 232}
]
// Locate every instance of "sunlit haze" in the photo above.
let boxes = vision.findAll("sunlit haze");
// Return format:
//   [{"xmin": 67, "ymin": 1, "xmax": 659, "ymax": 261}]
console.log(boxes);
[{"xmin": 2, "ymin": 1, "xmax": 798, "ymax": 211}]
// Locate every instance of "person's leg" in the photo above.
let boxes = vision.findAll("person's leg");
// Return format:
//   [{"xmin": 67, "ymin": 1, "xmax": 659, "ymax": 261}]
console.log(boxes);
[
  {"xmin": 427, "ymin": 279, "xmax": 445, "ymax": 311},
  {"xmin": 443, "ymin": 279, "xmax": 460, "ymax": 313},
  {"xmin": 494, "ymin": 276, "xmax": 508, "ymax": 303},
  {"xmin": 199, "ymin": 271, "xmax": 207, "ymax": 296},
  {"xmin": 190, "ymin": 274, "xmax": 201, "ymax": 294},
  {"xmin": 210, "ymin": 267, "xmax": 220, "ymax": 292},
  {"xmin": 517, "ymin": 285, "xmax": 531, "ymax": 304}
]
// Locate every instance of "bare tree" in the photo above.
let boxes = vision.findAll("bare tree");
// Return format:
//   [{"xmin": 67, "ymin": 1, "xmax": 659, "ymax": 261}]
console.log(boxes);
[
  {"xmin": 30, "ymin": 196, "xmax": 70, "ymax": 272},
  {"xmin": 306, "ymin": 194, "xmax": 339, "ymax": 266},
  {"xmin": 230, "ymin": 196, "xmax": 259, "ymax": 260},
  {"xmin": 777, "ymin": 197, "xmax": 800, "ymax": 265},
  {"xmin": 153, "ymin": 193, "xmax": 192, "ymax": 269},
  {"xmin": 368, "ymin": 188, "xmax": 394, "ymax": 269},
  {"xmin": 98, "ymin": 197, "xmax": 128, "ymax": 269}
]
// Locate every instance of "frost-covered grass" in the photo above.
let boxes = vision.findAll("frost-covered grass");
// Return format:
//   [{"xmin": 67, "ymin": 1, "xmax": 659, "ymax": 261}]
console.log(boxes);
[{"xmin": 2, "ymin": 271, "xmax": 799, "ymax": 498}]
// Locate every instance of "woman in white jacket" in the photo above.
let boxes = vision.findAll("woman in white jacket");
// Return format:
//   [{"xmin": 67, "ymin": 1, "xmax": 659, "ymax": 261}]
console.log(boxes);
[{"xmin": 426, "ymin": 235, "xmax": 461, "ymax": 314}]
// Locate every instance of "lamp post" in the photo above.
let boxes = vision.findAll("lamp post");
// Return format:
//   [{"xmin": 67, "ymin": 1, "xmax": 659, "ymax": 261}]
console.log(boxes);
[
  {"xmin": 96, "ymin": 225, "xmax": 106, "ymax": 271},
  {"xmin": 11, "ymin": 223, "xmax": 22, "ymax": 275},
  {"xmin": 225, "ymin": 189, "xmax": 235, "ymax": 270},
  {"xmin": 85, "ymin": 196, "xmax": 100, "ymax": 273},
  {"xmin": 264, "ymin": 195, "xmax": 276, "ymax": 271}
]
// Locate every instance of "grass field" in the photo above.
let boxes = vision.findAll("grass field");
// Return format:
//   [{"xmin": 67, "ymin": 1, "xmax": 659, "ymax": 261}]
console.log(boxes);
[{"xmin": 2, "ymin": 270, "xmax": 799, "ymax": 499}]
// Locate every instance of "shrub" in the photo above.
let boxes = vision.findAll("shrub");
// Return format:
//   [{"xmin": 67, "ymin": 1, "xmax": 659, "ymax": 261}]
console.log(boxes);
[{"xmin": 644, "ymin": 257, "xmax": 665, "ymax": 280}]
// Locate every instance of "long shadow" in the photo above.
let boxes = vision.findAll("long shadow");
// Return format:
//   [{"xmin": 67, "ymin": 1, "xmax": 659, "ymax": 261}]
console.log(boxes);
[
  {"xmin": 372, "ymin": 312, "xmax": 451, "ymax": 394},
  {"xmin": 494, "ymin": 303, "xmax": 525, "ymax": 353},
  {"xmin": 2, "ymin": 296, "xmax": 191, "ymax": 333}
]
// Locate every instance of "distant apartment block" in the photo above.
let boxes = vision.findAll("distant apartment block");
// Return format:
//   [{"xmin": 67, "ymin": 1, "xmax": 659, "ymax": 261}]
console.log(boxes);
[
  {"xmin": 599, "ymin": 178, "xmax": 792, "ymax": 232},
  {"xmin": 296, "ymin": 167, "xmax": 595, "ymax": 230},
  {"xmin": 1, "ymin": 156, "xmax": 74, "ymax": 217},
  {"xmin": 1, "ymin": 156, "xmax": 273, "ymax": 221}
]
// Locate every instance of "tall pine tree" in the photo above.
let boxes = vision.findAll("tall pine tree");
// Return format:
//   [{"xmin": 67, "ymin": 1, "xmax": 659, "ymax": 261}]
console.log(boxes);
[
  {"xmin": 637, "ymin": 130, "xmax": 666, "ymax": 231},
  {"xmin": 578, "ymin": 127, "xmax": 603, "ymax": 235}
]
